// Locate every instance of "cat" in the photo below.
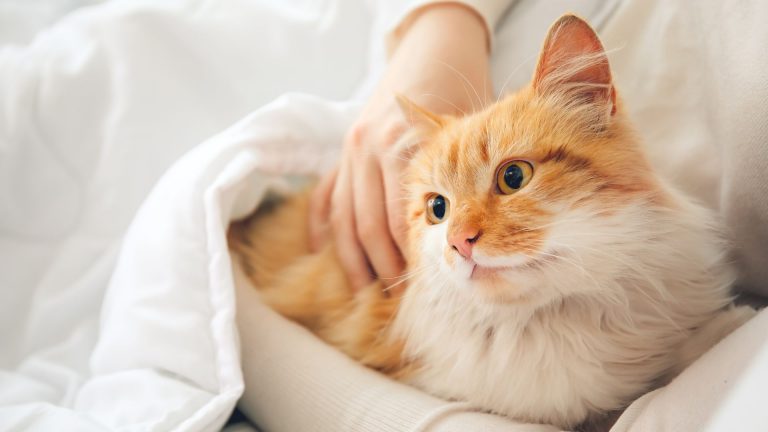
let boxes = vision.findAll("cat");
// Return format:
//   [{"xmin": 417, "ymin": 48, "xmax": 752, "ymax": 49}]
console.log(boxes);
[{"xmin": 228, "ymin": 14, "xmax": 755, "ymax": 429}]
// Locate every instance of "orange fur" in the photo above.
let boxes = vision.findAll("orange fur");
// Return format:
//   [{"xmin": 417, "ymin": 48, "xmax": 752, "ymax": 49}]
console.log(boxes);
[{"xmin": 228, "ymin": 193, "xmax": 408, "ymax": 377}]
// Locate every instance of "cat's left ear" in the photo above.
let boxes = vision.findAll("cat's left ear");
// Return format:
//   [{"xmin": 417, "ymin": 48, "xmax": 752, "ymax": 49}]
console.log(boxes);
[
  {"xmin": 396, "ymin": 94, "xmax": 445, "ymax": 131},
  {"xmin": 533, "ymin": 14, "xmax": 616, "ymax": 116}
]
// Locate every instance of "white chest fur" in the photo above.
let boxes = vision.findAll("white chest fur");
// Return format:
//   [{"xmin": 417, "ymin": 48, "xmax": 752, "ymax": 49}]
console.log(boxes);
[{"xmin": 392, "ymin": 275, "xmax": 727, "ymax": 428}]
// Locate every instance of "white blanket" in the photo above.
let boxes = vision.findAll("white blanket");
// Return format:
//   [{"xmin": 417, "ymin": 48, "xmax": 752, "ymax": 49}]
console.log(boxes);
[
  {"xmin": 0, "ymin": 0, "xmax": 366, "ymax": 429},
  {"xmin": 2, "ymin": 0, "xmax": 767, "ymax": 431}
]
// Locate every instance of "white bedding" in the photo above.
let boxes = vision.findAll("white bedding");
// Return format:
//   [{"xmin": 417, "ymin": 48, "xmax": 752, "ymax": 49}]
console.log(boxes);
[
  {"xmin": 0, "ymin": 0, "xmax": 367, "ymax": 429},
  {"xmin": 1, "ymin": 0, "xmax": 767, "ymax": 431}
]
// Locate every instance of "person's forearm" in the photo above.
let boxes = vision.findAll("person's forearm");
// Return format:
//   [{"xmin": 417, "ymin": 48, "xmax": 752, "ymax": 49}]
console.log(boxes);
[{"xmin": 385, "ymin": 4, "xmax": 493, "ymax": 115}]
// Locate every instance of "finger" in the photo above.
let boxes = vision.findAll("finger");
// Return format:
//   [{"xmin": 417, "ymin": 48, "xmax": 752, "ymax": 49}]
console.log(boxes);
[
  {"xmin": 308, "ymin": 166, "xmax": 338, "ymax": 252},
  {"xmin": 381, "ymin": 148, "xmax": 410, "ymax": 255},
  {"xmin": 352, "ymin": 153, "xmax": 405, "ymax": 287},
  {"xmin": 381, "ymin": 152, "xmax": 411, "ymax": 296},
  {"xmin": 331, "ymin": 155, "xmax": 374, "ymax": 290}
]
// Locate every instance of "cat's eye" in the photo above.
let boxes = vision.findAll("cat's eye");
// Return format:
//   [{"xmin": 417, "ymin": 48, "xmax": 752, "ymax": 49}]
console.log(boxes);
[
  {"xmin": 496, "ymin": 160, "xmax": 534, "ymax": 194},
  {"xmin": 426, "ymin": 194, "xmax": 449, "ymax": 224}
]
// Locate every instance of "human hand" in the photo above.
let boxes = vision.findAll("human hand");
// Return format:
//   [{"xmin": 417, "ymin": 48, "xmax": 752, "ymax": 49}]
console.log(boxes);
[{"xmin": 309, "ymin": 4, "xmax": 493, "ymax": 292}]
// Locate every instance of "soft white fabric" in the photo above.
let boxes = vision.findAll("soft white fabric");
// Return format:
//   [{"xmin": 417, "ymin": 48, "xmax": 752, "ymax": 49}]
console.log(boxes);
[
  {"xmin": 78, "ymin": 94, "xmax": 358, "ymax": 430},
  {"xmin": 0, "ymin": 0, "xmax": 370, "ymax": 429},
  {"xmin": 609, "ymin": 308, "xmax": 768, "ymax": 432},
  {"xmin": 1, "ymin": 0, "xmax": 767, "ymax": 431}
]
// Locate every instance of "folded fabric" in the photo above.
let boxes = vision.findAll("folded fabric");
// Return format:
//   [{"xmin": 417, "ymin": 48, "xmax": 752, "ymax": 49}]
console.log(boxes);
[{"xmin": 0, "ymin": 0, "xmax": 371, "ymax": 428}]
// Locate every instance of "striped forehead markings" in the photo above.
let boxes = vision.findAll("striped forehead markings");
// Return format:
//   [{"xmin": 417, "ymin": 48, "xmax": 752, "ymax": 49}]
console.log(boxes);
[{"xmin": 541, "ymin": 146, "xmax": 592, "ymax": 171}]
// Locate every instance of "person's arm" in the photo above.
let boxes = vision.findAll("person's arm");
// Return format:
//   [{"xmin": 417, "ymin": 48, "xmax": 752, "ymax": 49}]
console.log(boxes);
[{"xmin": 308, "ymin": 3, "xmax": 492, "ymax": 290}]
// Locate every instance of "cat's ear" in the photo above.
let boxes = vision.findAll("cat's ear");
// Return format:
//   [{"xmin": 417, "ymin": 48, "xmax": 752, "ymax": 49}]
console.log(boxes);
[
  {"xmin": 533, "ymin": 14, "xmax": 616, "ymax": 116},
  {"xmin": 396, "ymin": 94, "xmax": 445, "ymax": 131}
]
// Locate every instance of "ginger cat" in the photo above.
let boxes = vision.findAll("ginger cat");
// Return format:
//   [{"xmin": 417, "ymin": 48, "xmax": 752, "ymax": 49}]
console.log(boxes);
[{"xmin": 229, "ymin": 15, "xmax": 754, "ymax": 429}]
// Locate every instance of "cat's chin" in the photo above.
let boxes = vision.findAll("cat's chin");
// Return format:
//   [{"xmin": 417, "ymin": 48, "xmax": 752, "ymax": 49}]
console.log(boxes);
[
  {"xmin": 448, "ymin": 261, "xmax": 535, "ymax": 304},
  {"xmin": 468, "ymin": 278, "xmax": 533, "ymax": 304},
  {"xmin": 439, "ymin": 250, "xmax": 562, "ymax": 304},
  {"xmin": 470, "ymin": 264, "xmax": 510, "ymax": 280},
  {"xmin": 457, "ymin": 254, "xmax": 549, "ymax": 279}
]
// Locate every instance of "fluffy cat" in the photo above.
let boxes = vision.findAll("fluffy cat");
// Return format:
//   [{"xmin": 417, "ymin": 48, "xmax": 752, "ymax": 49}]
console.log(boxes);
[{"xmin": 229, "ymin": 15, "xmax": 754, "ymax": 429}]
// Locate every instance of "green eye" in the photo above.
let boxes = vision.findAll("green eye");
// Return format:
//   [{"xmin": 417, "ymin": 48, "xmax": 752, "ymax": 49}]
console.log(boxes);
[
  {"xmin": 426, "ymin": 194, "xmax": 449, "ymax": 224},
  {"xmin": 497, "ymin": 160, "xmax": 534, "ymax": 194}
]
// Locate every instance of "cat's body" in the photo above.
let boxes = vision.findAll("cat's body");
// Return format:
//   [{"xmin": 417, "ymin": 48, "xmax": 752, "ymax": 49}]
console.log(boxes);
[{"xmin": 230, "ymin": 15, "xmax": 755, "ymax": 429}]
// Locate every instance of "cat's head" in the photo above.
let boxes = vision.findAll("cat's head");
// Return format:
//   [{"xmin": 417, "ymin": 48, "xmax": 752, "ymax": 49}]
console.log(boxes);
[{"xmin": 401, "ymin": 15, "xmax": 665, "ymax": 305}]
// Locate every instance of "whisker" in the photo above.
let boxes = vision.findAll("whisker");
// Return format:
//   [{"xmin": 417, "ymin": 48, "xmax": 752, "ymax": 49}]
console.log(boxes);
[
  {"xmin": 433, "ymin": 59, "xmax": 485, "ymax": 110},
  {"xmin": 496, "ymin": 51, "xmax": 538, "ymax": 102},
  {"xmin": 418, "ymin": 93, "xmax": 467, "ymax": 116},
  {"xmin": 381, "ymin": 265, "xmax": 439, "ymax": 293},
  {"xmin": 380, "ymin": 262, "xmax": 437, "ymax": 281}
]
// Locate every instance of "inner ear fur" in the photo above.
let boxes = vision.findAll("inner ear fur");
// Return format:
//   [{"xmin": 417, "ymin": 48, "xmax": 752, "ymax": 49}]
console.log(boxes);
[
  {"xmin": 395, "ymin": 94, "xmax": 445, "ymax": 131},
  {"xmin": 533, "ymin": 14, "xmax": 616, "ymax": 115}
]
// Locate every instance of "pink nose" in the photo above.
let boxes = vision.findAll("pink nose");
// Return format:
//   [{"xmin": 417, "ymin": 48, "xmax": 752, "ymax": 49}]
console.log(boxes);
[{"xmin": 449, "ymin": 228, "xmax": 481, "ymax": 259}]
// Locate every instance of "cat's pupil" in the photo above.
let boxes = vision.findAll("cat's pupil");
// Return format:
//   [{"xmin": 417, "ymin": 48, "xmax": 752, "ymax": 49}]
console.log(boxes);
[
  {"xmin": 432, "ymin": 195, "xmax": 446, "ymax": 219},
  {"xmin": 504, "ymin": 164, "xmax": 524, "ymax": 189}
]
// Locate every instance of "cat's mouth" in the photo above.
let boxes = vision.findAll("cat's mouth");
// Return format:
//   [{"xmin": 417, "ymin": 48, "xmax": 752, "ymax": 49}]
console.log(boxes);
[
  {"xmin": 468, "ymin": 251, "xmax": 558, "ymax": 280},
  {"xmin": 470, "ymin": 264, "xmax": 508, "ymax": 280}
]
